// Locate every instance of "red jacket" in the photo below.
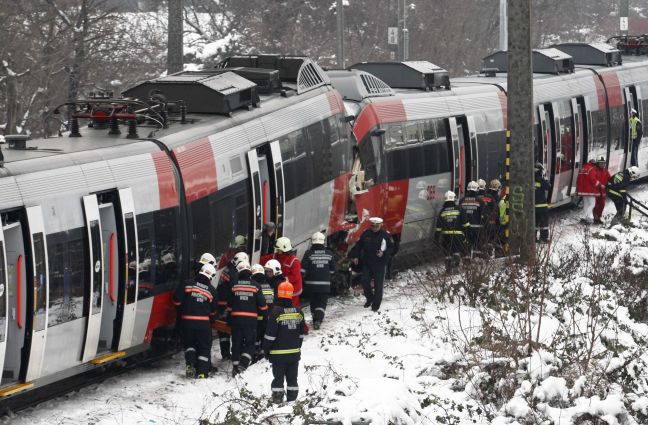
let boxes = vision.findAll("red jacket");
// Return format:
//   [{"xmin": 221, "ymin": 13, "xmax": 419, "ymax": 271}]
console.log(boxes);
[
  {"xmin": 263, "ymin": 252, "xmax": 303, "ymax": 297},
  {"xmin": 595, "ymin": 166, "xmax": 611, "ymax": 194},
  {"xmin": 577, "ymin": 161, "xmax": 605, "ymax": 197}
]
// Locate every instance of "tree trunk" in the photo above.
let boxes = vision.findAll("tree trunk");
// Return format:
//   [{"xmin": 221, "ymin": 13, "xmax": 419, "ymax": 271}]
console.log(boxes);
[
  {"xmin": 167, "ymin": 0, "xmax": 183, "ymax": 74},
  {"xmin": 4, "ymin": 74, "xmax": 18, "ymax": 135},
  {"xmin": 68, "ymin": 0, "xmax": 89, "ymax": 116}
]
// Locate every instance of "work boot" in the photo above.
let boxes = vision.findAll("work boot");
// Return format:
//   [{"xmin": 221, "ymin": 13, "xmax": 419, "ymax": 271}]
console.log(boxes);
[
  {"xmin": 231, "ymin": 365, "xmax": 240, "ymax": 377},
  {"xmin": 363, "ymin": 300, "xmax": 373, "ymax": 308},
  {"xmin": 313, "ymin": 321, "xmax": 321, "ymax": 330},
  {"xmin": 185, "ymin": 364, "xmax": 196, "ymax": 378},
  {"xmin": 593, "ymin": 218, "xmax": 603, "ymax": 225},
  {"xmin": 286, "ymin": 390, "xmax": 298, "ymax": 402},
  {"xmin": 272, "ymin": 391, "xmax": 284, "ymax": 404}
]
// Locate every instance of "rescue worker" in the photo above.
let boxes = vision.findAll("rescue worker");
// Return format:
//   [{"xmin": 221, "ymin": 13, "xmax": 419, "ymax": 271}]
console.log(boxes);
[
  {"xmin": 459, "ymin": 181, "xmax": 484, "ymax": 258},
  {"xmin": 593, "ymin": 156, "xmax": 611, "ymax": 224},
  {"xmin": 607, "ymin": 166, "xmax": 639, "ymax": 222},
  {"xmin": 215, "ymin": 251, "xmax": 248, "ymax": 360},
  {"xmin": 272, "ymin": 237, "xmax": 305, "ymax": 314},
  {"xmin": 481, "ymin": 179, "xmax": 501, "ymax": 255},
  {"xmin": 630, "ymin": 109, "xmax": 643, "ymax": 167},
  {"xmin": 477, "ymin": 179, "xmax": 487, "ymax": 198},
  {"xmin": 227, "ymin": 260, "xmax": 268, "ymax": 376},
  {"xmin": 263, "ymin": 281, "xmax": 305, "ymax": 403},
  {"xmin": 435, "ymin": 191, "xmax": 465, "ymax": 272},
  {"xmin": 301, "ymin": 232, "xmax": 336, "ymax": 330},
  {"xmin": 535, "ymin": 163, "xmax": 551, "ymax": 243},
  {"xmin": 192, "ymin": 252, "xmax": 216, "ymax": 275},
  {"xmin": 264, "ymin": 259, "xmax": 286, "ymax": 299},
  {"xmin": 350, "ymin": 217, "xmax": 395, "ymax": 312},
  {"xmin": 173, "ymin": 263, "xmax": 219, "ymax": 378},
  {"xmin": 498, "ymin": 192, "xmax": 510, "ymax": 254},
  {"xmin": 577, "ymin": 158, "xmax": 599, "ymax": 224},
  {"xmin": 252, "ymin": 263, "xmax": 274, "ymax": 360}
]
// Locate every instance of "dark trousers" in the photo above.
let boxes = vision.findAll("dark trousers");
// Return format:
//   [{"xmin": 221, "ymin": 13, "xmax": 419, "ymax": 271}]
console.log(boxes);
[
  {"xmin": 360, "ymin": 263, "xmax": 386, "ymax": 311},
  {"xmin": 309, "ymin": 291, "xmax": 328, "ymax": 323},
  {"xmin": 535, "ymin": 206, "xmax": 549, "ymax": 242},
  {"xmin": 609, "ymin": 193, "xmax": 625, "ymax": 217},
  {"xmin": 256, "ymin": 318, "xmax": 267, "ymax": 355},
  {"xmin": 271, "ymin": 361, "xmax": 299, "ymax": 401},
  {"xmin": 464, "ymin": 227, "xmax": 480, "ymax": 256},
  {"xmin": 631, "ymin": 137, "xmax": 640, "ymax": 167},
  {"xmin": 231, "ymin": 325, "xmax": 256, "ymax": 369},
  {"xmin": 217, "ymin": 331, "xmax": 231, "ymax": 359},
  {"xmin": 441, "ymin": 235, "xmax": 464, "ymax": 270},
  {"xmin": 181, "ymin": 323, "xmax": 212, "ymax": 375}
]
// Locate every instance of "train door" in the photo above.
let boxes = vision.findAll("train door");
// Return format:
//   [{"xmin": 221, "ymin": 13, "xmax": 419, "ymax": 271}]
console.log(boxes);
[
  {"xmin": 537, "ymin": 104, "xmax": 551, "ymax": 176},
  {"xmin": 455, "ymin": 116, "xmax": 477, "ymax": 188},
  {"xmin": 446, "ymin": 118, "xmax": 463, "ymax": 196},
  {"xmin": 551, "ymin": 100, "xmax": 575, "ymax": 204},
  {"xmin": 246, "ymin": 150, "xmax": 264, "ymax": 265},
  {"xmin": 571, "ymin": 98, "xmax": 586, "ymax": 195},
  {"xmin": 268, "ymin": 141, "xmax": 286, "ymax": 238},
  {"xmin": 0, "ymin": 228, "xmax": 7, "ymax": 382},
  {"xmin": 116, "ymin": 189, "xmax": 138, "ymax": 351},
  {"xmin": 623, "ymin": 87, "xmax": 635, "ymax": 168},
  {"xmin": 80, "ymin": 195, "xmax": 104, "ymax": 362},
  {"xmin": 97, "ymin": 203, "xmax": 118, "ymax": 355}
]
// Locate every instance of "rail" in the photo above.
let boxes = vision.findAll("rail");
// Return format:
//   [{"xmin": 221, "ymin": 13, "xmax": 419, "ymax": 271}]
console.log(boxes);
[{"xmin": 626, "ymin": 193, "xmax": 648, "ymax": 220}]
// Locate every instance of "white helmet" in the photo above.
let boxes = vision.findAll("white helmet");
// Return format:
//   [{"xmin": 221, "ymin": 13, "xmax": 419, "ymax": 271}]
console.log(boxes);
[
  {"xmin": 264, "ymin": 259, "xmax": 282, "ymax": 275},
  {"xmin": 199, "ymin": 252, "xmax": 216, "ymax": 265},
  {"xmin": 467, "ymin": 181, "xmax": 479, "ymax": 192},
  {"xmin": 477, "ymin": 179, "xmax": 486, "ymax": 190},
  {"xmin": 595, "ymin": 155, "xmax": 606, "ymax": 163},
  {"xmin": 311, "ymin": 232, "xmax": 326, "ymax": 245},
  {"xmin": 251, "ymin": 264, "xmax": 265, "ymax": 275},
  {"xmin": 489, "ymin": 179, "xmax": 502, "ymax": 191},
  {"xmin": 236, "ymin": 260, "xmax": 251, "ymax": 273},
  {"xmin": 232, "ymin": 252, "xmax": 249, "ymax": 266},
  {"xmin": 275, "ymin": 236, "xmax": 293, "ymax": 253},
  {"xmin": 444, "ymin": 191, "xmax": 456, "ymax": 202},
  {"xmin": 199, "ymin": 263, "xmax": 217, "ymax": 280},
  {"xmin": 628, "ymin": 166, "xmax": 640, "ymax": 179}
]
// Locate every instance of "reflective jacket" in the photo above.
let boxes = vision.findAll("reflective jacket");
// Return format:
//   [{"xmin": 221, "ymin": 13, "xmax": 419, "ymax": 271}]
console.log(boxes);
[
  {"xmin": 607, "ymin": 170, "xmax": 630, "ymax": 198},
  {"xmin": 535, "ymin": 173, "xmax": 551, "ymax": 208},
  {"xmin": 630, "ymin": 116, "xmax": 643, "ymax": 140},
  {"xmin": 262, "ymin": 299, "xmax": 305, "ymax": 364},
  {"xmin": 301, "ymin": 244, "xmax": 336, "ymax": 293},
  {"xmin": 459, "ymin": 191, "xmax": 484, "ymax": 230},
  {"xmin": 499, "ymin": 195, "xmax": 509, "ymax": 226},
  {"xmin": 227, "ymin": 270, "xmax": 268, "ymax": 326},
  {"xmin": 252, "ymin": 273, "xmax": 274, "ymax": 320},
  {"xmin": 577, "ymin": 161, "xmax": 603, "ymax": 196},
  {"xmin": 435, "ymin": 201, "xmax": 464, "ymax": 236},
  {"xmin": 173, "ymin": 274, "xmax": 218, "ymax": 326}
]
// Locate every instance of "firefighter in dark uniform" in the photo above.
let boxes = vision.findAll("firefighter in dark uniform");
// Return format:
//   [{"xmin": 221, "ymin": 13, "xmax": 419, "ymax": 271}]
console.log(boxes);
[
  {"xmin": 264, "ymin": 259, "xmax": 287, "ymax": 302},
  {"xmin": 227, "ymin": 260, "xmax": 267, "ymax": 376},
  {"xmin": 350, "ymin": 217, "xmax": 395, "ymax": 312},
  {"xmin": 459, "ymin": 181, "xmax": 484, "ymax": 258},
  {"xmin": 481, "ymin": 179, "xmax": 501, "ymax": 256},
  {"xmin": 435, "ymin": 191, "xmax": 465, "ymax": 272},
  {"xmin": 252, "ymin": 263, "xmax": 274, "ymax": 360},
  {"xmin": 215, "ymin": 251, "xmax": 248, "ymax": 360},
  {"xmin": 301, "ymin": 232, "xmax": 336, "ymax": 330},
  {"xmin": 193, "ymin": 252, "xmax": 216, "ymax": 275},
  {"xmin": 607, "ymin": 166, "xmax": 639, "ymax": 222},
  {"xmin": 535, "ymin": 163, "xmax": 551, "ymax": 243},
  {"xmin": 173, "ymin": 263, "xmax": 219, "ymax": 378},
  {"xmin": 263, "ymin": 281, "xmax": 305, "ymax": 403}
]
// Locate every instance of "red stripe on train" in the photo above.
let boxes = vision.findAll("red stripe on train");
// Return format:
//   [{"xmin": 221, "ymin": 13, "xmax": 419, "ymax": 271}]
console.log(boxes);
[
  {"xmin": 328, "ymin": 172, "xmax": 354, "ymax": 234},
  {"xmin": 326, "ymin": 91, "xmax": 345, "ymax": 115},
  {"xmin": 353, "ymin": 100, "xmax": 407, "ymax": 143},
  {"xmin": 151, "ymin": 152, "xmax": 180, "ymax": 209},
  {"xmin": 172, "ymin": 137, "xmax": 218, "ymax": 203},
  {"xmin": 600, "ymin": 72, "xmax": 623, "ymax": 108}
]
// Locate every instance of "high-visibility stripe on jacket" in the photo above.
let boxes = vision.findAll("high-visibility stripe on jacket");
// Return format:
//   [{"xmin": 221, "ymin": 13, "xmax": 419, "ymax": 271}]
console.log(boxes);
[{"xmin": 262, "ymin": 302, "xmax": 305, "ymax": 364}]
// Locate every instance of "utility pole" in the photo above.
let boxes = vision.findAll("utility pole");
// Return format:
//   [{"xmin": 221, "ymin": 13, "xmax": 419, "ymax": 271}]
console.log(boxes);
[
  {"xmin": 167, "ymin": 0, "xmax": 183, "ymax": 74},
  {"xmin": 403, "ymin": 0, "xmax": 409, "ymax": 61},
  {"xmin": 499, "ymin": 0, "xmax": 507, "ymax": 51},
  {"xmin": 620, "ymin": 0, "xmax": 629, "ymax": 37},
  {"xmin": 336, "ymin": 0, "xmax": 345, "ymax": 68},
  {"xmin": 507, "ymin": 0, "xmax": 535, "ymax": 261}
]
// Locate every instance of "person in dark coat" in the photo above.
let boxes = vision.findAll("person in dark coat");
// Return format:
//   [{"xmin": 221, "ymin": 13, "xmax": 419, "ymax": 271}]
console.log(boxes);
[
  {"xmin": 173, "ymin": 263, "xmax": 219, "ymax": 378},
  {"xmin": 459, "ymin": 181, "xmax": 484, "ymax": 258},
  {"xmin": 607, "ymin": 166, "xmax": 639, "ymax": 221},
  {"xmin": 535, "ymin": 163, "xmax": 551, "ymax": 243},
  {"xmin": 481, "ymin": 179, "xmax": 501, "ymax": 254},
  {"xmin": 350, "ymin": 217, "xmax": 395, "ymax": 312},
  {"xmin": 260, "ymin": 222, "xmax": 277, "ymax": 257},
  {"xmin": 252, "ymin": 263, "xmax": 274, "ymax": 359},
  {"xmin": 215, "ymin": 251, "xmax": 248, "ymax": 360},
  {"xmin": 435, "ymin": 191, "xmax": 465, "ymax": 272},
  {"xmin": 263, "ymin": 281, "xmax": 305, "ymax": 403},
  {"xmin": 301, "ymin": 232, "xmax": 336, "ymax": 329},
  {"xmin": 227, "ymin": 260, "xmax": 267, "ymax": 376}
]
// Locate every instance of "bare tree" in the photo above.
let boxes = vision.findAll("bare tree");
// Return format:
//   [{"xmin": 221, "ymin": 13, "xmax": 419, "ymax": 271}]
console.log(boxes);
[{"xmin": 167, "ymin": 0, "xmax": 183, "ymax": 73}]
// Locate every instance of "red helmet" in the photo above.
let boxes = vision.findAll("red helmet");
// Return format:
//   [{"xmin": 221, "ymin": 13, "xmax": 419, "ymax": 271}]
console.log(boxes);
[{"xmin": 277, "ymin": 281, "xmax": 294, "ymax": 299}]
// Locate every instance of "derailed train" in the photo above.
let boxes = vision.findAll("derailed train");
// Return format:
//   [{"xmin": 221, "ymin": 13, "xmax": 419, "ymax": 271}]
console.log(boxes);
[{"xmin": 0, "ymin": 42, "xmax": 645, "ymax": 403}]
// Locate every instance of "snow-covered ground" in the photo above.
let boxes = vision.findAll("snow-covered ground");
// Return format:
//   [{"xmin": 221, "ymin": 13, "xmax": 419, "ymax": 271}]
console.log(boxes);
[{"xmin": 7, "ymin": 183, "xmax": 648, "ymax": 425}]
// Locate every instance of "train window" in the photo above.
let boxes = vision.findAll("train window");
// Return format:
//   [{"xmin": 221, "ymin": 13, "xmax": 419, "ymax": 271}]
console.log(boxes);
[
  {"xmin": 386, "ymin": 124, "xmax": 404, "ymax": 148},
  {"xmin": 230, "ymin": 156, "xmax": 243, "ymax": 175},
  {"xmin": 89, "ymin": 221, "xmax": 102, "ymax": 315},
  {"xmin": 209, "ymin": 181, "xmax": 250, "ymax": 265},
  {"xmin": 136, "ymin": 213, "xmax": 154, "ymax": 299},
  {"xmin": 153, "ymin": 208, "xmax": 180, "ymax": 290},
  {"xmin": 0, "ymin": 241, "xmax": 5, "ymax": 342},
  {"xmin": 307, "ymin": 121, "xmax": 327, "ymax": 186},
  {"xmin": 33, "ymin": 232, "xmax": 48, "ymax": 330},
  {"xmin": 190, "ymin": 197, "xmax": 212, "ymax": 262},
  {"xmin": 405, "ymin": 122, "xmax": 420, "ymax": 145},
  {"xmin": 422, "ymin": 119, "xmax": 437, "ymax": 141},
  {"xmin": 48, "ymin": 229, "xmax": 86, "ymax": 327},
  {"xmin": 124, "ymin": 214, "xmax": 137, "ymax": 305}
]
